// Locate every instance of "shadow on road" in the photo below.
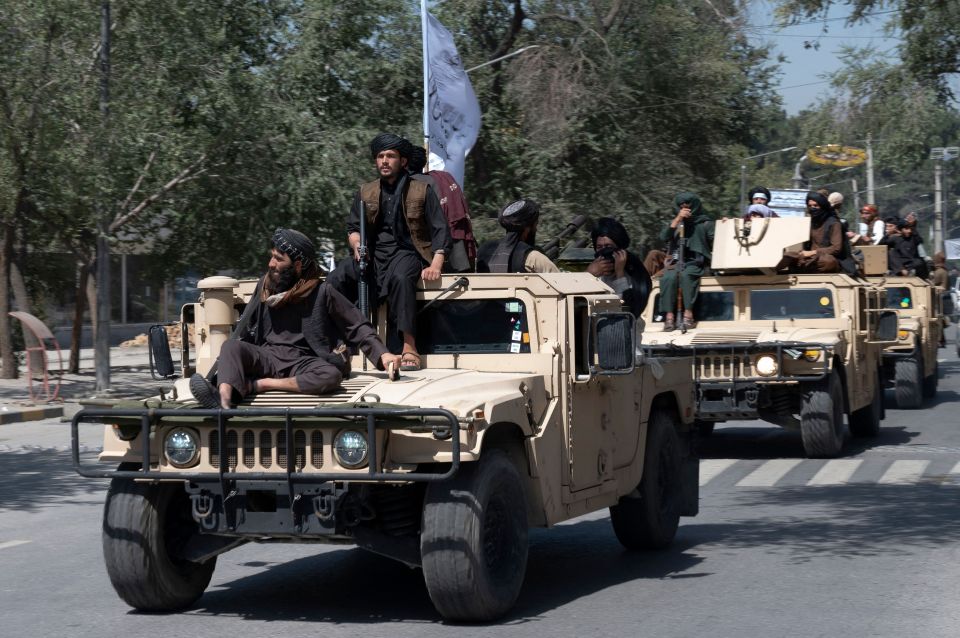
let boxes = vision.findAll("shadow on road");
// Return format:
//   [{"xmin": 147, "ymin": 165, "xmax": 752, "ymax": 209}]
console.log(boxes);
[
  {"xmin": 0, "ymin": 449, "xmax": 106, "ymax": 512},
  {"xmin": 699, "ymin": 424, "xmax": 920, "ymax": 460},
  {"xmin": 684, "ymin": 483, "xmax": 960, "ymax": 563},
  {"xmin": 182, "ymin": 517, "xmax": 704, "ymax": 625}
]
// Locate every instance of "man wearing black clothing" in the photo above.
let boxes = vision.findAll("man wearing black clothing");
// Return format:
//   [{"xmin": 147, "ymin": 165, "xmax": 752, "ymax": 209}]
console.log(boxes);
[
  {"xmin": 190, "ymin": 228, "xmax": 400, "ymax": 410},
  {"xmin": 327, "ymin": 133, "xmax": 451, "ymax": 371}
]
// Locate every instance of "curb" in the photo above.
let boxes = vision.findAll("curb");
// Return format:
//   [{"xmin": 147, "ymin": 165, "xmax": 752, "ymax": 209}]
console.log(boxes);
[{"xmin": 0, "ymin": 406, "xmax": 65, "ymax": 425}]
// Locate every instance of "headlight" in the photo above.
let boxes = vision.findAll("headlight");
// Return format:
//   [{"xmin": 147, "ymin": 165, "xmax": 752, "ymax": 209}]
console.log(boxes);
[
  {"xmin": 802, "ymin": 349, "xmax": 822, "ymax": 362},
  {"xmin": 898, "ymin": 330, "xmax": 910, "ymax": 341},
  {"xmin": 755, "ymin": 354, "xmax": 779, "ymax": 377},
  {"xmin": 164, "ymin": 428, "xmax": 199, "ymax": 468},
  {"xmin": 334, "ymin": 429, "xmax": 369, "ymax": 469}
]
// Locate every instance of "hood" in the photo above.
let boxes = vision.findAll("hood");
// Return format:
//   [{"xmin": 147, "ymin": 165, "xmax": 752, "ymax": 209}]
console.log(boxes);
[{"xmin": 644, "ymin": 325, "xmax": 844, "ymax": 348}]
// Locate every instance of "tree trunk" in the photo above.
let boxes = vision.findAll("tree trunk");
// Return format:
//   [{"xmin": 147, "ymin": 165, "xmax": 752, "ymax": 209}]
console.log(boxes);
[
  {"xmin": 0, "ymin": 220, "xmax": 15, "ymax": 379},
  {"xmin": 95, "ymin": 0, "xmax": 112, "ymax": 392},
  {"xmin": 69, "ymin": 262, "xmax": 90, "ymax": 374},
  {"xmin": 10, "ymin": 261, "xmax": 43, "ymax": 374}
]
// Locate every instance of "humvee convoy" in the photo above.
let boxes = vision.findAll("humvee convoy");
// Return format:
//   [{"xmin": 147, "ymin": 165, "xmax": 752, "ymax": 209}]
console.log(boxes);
[
  {"xmin": 72, "ymin": 213, "xmax": 948, "ymax": 622},
  {"xmin": 74, "ymin": 272, "xmax": 698, "ymax": 622}
]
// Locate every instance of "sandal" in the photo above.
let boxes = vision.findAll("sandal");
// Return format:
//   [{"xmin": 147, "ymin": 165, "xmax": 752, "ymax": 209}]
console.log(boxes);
[{"xmin": 400, "ymin": 351, "xmax": 422, "ymax": 372}]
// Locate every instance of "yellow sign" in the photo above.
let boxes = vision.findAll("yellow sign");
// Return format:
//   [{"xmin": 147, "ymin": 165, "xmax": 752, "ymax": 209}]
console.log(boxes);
[{"xmin": 807, "ymin": 144, "xmax": 867, "ymax": 167}]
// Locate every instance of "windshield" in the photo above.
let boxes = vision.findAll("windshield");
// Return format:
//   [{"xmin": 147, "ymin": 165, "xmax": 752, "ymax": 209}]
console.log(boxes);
[
  {"xmin": 750, "ymin": 288, "xmax": 835, "ymax": 319},
  {"xmin": 415, "ymin": 298, "xmax": 532, "ymax": 354},
  {"xmin": 652, "ymin": 291, "xmax": 735, "ymax": 322},
  {"xmin": 886, "ymin": 287, "xmax": 913, "ymax": 309}
]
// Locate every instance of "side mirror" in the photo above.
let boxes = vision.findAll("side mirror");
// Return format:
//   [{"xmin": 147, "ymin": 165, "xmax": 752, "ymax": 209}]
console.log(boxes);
[
  {"xmin": 592, "ymin": 312, "xmax": 635, "ymax": 375},
  {"xmin": 148, "ymin": 323, "xmax": 177, "ymax": 380},
  {"xmin": 873, "ymin": 309, "xmax": 899, "ymax": 343}
]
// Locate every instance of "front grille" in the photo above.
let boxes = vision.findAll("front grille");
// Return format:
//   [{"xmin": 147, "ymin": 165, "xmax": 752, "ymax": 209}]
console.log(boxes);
[
  {"xmin": 691, "ymin": 331, "xmax": 759, "ymax": 344},
  {"xmin": 208, "ymin": 428, "xmax": 325, "ymax": 472},
  {"xmin": 697, "ymin": 354, "xmax": 756, "ymax": 380}
]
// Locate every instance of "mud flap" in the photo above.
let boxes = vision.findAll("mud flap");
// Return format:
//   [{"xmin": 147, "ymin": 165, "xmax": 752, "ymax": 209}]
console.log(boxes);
[{"xmin": 680, "ymin": 451, "xmax": 699, "ymax": 517}]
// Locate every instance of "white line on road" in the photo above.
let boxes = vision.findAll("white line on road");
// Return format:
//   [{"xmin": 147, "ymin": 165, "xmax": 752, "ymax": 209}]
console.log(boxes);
[
  {"xmin": 878, "ymin": 460, "xmax": 931, "ymax": 484},
  {"xmin": 944, "ymin": 461, "xmax": 960, "ymax": 486},
  {"xmin": 699, "ymin": 459, "xmax": 737, "ymax": 486},
  {"xmin": 807, "ymin": 459, "xmax": 863, "ymax": 486},
  {"xmin": 737, "ymin": 459, "xmax": 803, "ymax": 487},
  {"xmin": 0, "ymin": 540, "xmax": 31, "ymax": 550}
]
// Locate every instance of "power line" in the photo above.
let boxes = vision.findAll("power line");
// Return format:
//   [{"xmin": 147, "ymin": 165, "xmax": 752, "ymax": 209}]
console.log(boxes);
[{"xmin": 746, "ymin": 8, "xmax": 900, "ymax": 30}]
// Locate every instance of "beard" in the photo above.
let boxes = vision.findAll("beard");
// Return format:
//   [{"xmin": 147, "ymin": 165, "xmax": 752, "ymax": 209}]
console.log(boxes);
[{"xmin": 268, "ymin": 266, "xmax": 299, "ymax": 293}]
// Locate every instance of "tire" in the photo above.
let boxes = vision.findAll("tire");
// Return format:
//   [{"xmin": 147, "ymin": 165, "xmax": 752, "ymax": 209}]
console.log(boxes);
[
  {"xmin": 894, "ymin": 357, "xmax": 923, "ymax": 409},
  {"xmin": 800, "ymin": 371, "xmax": 845, "ymax": 458},
  {"xmin": 922, "ymin": 359, "xmax": 938, "ymax": 398},
  {"xmin": 609, "ymin": 408, "xmax": 682, "ymax": 550},
  {"xmin": 849, "ymin": 370, "xmax": 882, "ymax": 438},
  {"xmin": 102, "ymin": 478, "xmax": 216, "ymax": 611},
  {"xmin": 421, "ymin": 449, "xmax": 528, "ymax": 622}
]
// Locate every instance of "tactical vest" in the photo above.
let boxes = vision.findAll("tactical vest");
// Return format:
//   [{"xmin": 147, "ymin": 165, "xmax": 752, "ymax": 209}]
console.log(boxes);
[
  {"xmin": 358, "ymin": 179, "xmax": 433, "ymax": 264},
  {"xmin": 476, "ymin": 239, "xmax": 533, "ymax": 273}
]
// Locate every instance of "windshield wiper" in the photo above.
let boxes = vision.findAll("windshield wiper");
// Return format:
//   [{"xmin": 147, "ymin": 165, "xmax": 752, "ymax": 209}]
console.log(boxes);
[{"xmin": 419, "ymin": 277, "xmax": 469, "ymax": 315}]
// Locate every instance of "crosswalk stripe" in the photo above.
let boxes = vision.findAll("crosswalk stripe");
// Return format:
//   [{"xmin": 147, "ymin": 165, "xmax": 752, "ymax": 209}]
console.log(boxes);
[
  {"xmin": 878, "ymin": 460, "xmax": 930, "ymax": 484},
  {"xmin": 0, "ymin": 540, "xmax": 31, "ymax": 551},
  {"xmin": 737, "ymin": 459, "xmax": 803, "ymax": 487},
  {"xmin": 699, "ymin": 459, "xmax": 737, "ymax": 486},
  {"xmin": 944, "ymin": 461, "xmax": 960, "ymax": 486},
  {"xmin": 807, "ymin": 459, "xmax": 863, "ymax": 486}
]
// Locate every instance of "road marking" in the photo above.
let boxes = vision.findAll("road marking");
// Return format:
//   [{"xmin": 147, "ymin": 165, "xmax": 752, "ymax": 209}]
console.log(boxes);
[
  {"xmin": 878, "ymin": 460, "xmax": 930, "ymax": 484},
  {"xmin": 944, "ymin": 461, "xmax": 960, "ymax": 486},
  {"xmin": 737, "ymin": 459, "xmax": 803, "ymax": 487},
  {"xmin": 0, "ymin": 540, "xmax": 31, "ymax": 550},
  {"xmin": 699, "ymin": 459, "xmax": 737, "ymax": 486},
  {"xmin": 807, "ymin": 459, "xmax": 863, "ymax": 486}
]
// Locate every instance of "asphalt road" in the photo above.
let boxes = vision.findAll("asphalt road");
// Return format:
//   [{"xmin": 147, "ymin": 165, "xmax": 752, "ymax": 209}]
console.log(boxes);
[{"xmin": 2, "ymin": 335, "xmax": 959, "ymax": 637}]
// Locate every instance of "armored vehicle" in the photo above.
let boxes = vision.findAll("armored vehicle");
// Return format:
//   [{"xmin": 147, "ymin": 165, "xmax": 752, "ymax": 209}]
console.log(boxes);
[
  {"xmin": 73, "ymin": 272, "xmax": 697, "ymax": 622},
  {"xmin": 868, "ymin": 275, "xmax": 944, "ymax": 408},
  {"xmin": 641, "ymin": 217, "xmax": 898, "ymax": 458}
]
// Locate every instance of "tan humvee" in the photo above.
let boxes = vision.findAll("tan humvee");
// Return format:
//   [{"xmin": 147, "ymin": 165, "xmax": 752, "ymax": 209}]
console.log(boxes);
[
  {"xmin": 73, "ymin": 272, "xmax": 697, "ymax": 622},
  {"xmin": 641, "ymin": 217, "xmax": 898, "ymax": 458},
  {"xmin": 866, "ymin": 274, "xmax": 944, "ymax": 408}
]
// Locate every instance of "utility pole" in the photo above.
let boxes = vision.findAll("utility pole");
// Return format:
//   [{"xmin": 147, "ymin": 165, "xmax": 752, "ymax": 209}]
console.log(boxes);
[
  {"xmin": 934, "ymin": 161, "xmax": 944, "ymax": 254},
  {"xmin": 95, "ymin": 0, "xmax": 111, "ymax": 392},
  {"xmin": 851, "ymin": 178, "xmax": 860, "ymax": 213},
  {"xmin": 865, "ymin": 133, "xmax": 876, "ymax": 205}
]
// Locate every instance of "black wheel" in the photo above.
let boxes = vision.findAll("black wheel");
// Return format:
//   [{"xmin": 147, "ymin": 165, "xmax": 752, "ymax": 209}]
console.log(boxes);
[
  {"xmin": 609, "ymin": 407, "xmax": 682, "ymax": 550},
  {"xmin": 894, "ymin": 357, "xmax": 923, "ymax": 409},
  {"xmin": 800, "ymin": 371, "xmax": 844, "ymax": 458},
  {"xmin": 421, "ymin": 449, "xmax": 528, "ymax": 622},
  {"xmin": 849, "ymin": 370, "xmax": 882, "ymax": 438},
  {"xmin": 922, "ymin": 359, "xmax": 938, "ymax": 398},
  {"xmin": 102, "ymin": 478, "xmax": 216, "ymax": 611}
]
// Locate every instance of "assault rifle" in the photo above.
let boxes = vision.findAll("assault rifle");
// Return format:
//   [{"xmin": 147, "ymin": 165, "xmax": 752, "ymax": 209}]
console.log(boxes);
[
  {"xmin": 358, "ymin": 200, "xmax": 369, "ymax": 319},
  {"xmin": 540, "ymin": 215, "xmax": 591, "ymax": 260}
]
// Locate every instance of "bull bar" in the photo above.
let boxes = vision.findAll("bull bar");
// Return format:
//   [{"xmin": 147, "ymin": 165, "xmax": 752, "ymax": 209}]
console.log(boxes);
[{"xmin": 71, "ymin": 405, "xmax": 461, "ymax": 486}]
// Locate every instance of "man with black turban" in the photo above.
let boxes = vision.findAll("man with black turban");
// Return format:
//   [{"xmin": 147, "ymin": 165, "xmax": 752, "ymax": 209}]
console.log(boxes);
[
  {"xmin": 327, "ymin": 133, "xmax": 451, "ymax": 372},
  {"xmin": 658, "ymin": 193, "xmax": 715, "ymax": 330},
  {"xmin": 476, "ymin": 198, "xmax": 559, "ymax": 273},
  {"xmin": 776, "ymin": 192, "xmax": 845, "ymax": 274},
  {"xmin": 190, "ymin": 228, "xmax": 401, "ymax": 409},
  {"xmin": 586, "ymin": 217, "xmax": 651, "ymax": 317}
]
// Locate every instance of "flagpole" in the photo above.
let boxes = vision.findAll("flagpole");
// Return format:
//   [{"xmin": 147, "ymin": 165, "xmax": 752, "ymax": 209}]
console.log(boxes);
[{"xmin": 420, "ymin": 0, "xmax": 430, "ymax": 158}]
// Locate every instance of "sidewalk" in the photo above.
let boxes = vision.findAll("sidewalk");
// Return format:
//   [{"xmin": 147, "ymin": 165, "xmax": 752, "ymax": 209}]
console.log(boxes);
[{"xmin": 0, "ymin": 345, "xmax": 158, "ymax": 424}]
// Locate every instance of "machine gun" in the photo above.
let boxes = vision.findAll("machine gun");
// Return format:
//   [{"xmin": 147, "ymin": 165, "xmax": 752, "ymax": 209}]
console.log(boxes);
[{"xmin": 540, "ymin": 215, "xmax": 591, "ymax": 260}]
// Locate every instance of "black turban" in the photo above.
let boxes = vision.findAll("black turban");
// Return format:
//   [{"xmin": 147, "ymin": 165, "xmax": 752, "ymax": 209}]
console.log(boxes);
[
  {"xmin": 748, "ymin": 186, "xmax": 772, "ymax": 202},
  {"xmin": 884, "ymin": 216, "xmax": 905, "ymax": 229},
  {"xmin": 407, "ymin": 145, "xmax": 427, "ymax": 174},
  {"xmin": 272, "ymin": 228, "xmax": 316, "ymax": 267},
  {"xmin": 498, "ymin": 199, "xmax": 541, "ymax": 231},
  {"xmin": 805, "ymin": 192, "xmax": 833, "ymax": 221},
  {"xmin": 370, "ymin": 133, "xmax": 413, "ymax": 159},
  {"xmin": 591, "ymin": 217, "xmax": 631, "ymax": 250}
]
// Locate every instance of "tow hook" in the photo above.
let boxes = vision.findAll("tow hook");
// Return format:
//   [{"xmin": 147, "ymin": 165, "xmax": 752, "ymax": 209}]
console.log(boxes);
[{"xmin": 313, "ymin": 494, "xmax": 336, "ymax": 521}]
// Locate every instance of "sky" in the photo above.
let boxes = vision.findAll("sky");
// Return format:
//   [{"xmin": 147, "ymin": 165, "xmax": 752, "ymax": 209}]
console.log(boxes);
[{"xmin": 748, "ymin": 1, "xmax": 903, "ymax": 115}]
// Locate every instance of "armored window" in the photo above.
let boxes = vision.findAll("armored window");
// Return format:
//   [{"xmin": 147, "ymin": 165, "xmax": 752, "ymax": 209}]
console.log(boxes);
[
  {"xmin": 415, "ymin": 298, "xmax": 531, "ymax": 354},
  {"xmin": 650, "ymin": 291, "xmax": 735, "ymax": 322},
  {"xmin": 750, "ymin": 288, "xmax": 835, "ymax": 319},
  {"xmin": 885, "ymin": 287, "xmax": 913, "ymax": 309}
]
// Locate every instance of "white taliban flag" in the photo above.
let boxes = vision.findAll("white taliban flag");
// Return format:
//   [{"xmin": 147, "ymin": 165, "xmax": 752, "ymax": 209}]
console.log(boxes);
[
  {"xmin": 424, "ymin": 12, "xmax": 481, "ymax": 186},
  {"xmin": 946, "ymin": 238, "xmax": 960, "ymax": 260}
]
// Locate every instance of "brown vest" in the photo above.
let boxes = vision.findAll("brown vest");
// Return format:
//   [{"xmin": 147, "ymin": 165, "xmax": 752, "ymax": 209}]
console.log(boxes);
[{"xmin": 359, "ymin": 179, "xmax": 433, "ymax": 263}]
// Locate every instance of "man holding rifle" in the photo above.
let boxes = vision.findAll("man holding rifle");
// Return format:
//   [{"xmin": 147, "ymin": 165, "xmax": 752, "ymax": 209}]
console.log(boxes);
[
  {"xmin": 476, "ymin": 198, "xmax": 559, "ymax": 273},
  {"xmin": 658, "ymin": 192, "xmax": 714, "ymax": 331},
  {"xmin": 327, "ymin": 133, "xmax": 451, "ymax": 371}
]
